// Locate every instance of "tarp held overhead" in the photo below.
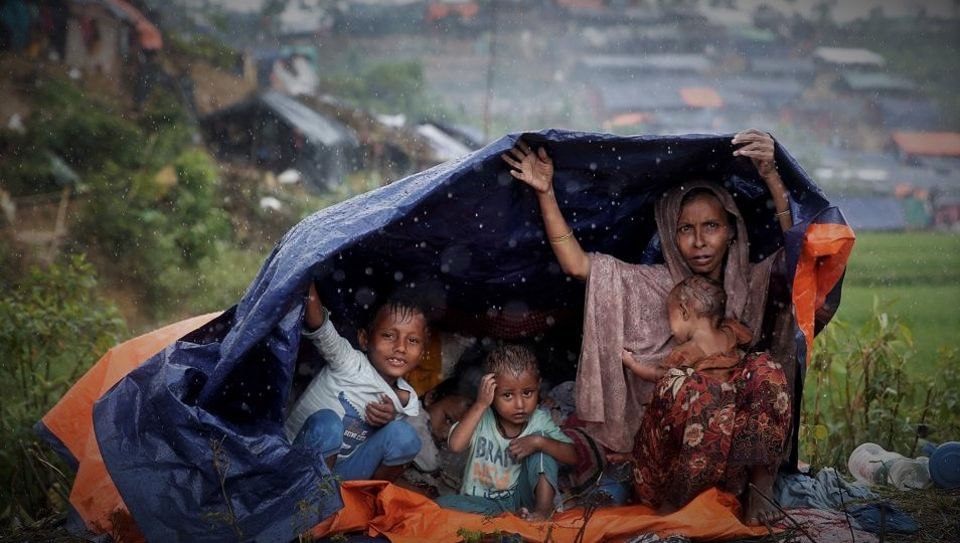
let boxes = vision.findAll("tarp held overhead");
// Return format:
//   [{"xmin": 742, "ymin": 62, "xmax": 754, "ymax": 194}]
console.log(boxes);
[{"xmin": 39, "ymin": 129, "xmax": 853, "ymax": 542}]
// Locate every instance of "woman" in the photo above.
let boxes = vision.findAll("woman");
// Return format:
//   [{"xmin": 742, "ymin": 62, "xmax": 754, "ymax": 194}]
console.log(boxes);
[{"xmin": 501, "ymin": 129, "xmax": 793, "ymax": 525}]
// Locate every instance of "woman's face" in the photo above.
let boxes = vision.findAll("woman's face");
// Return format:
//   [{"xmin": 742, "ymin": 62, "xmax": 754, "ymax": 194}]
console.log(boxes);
[{"xmin": 676, "ymin": 193, "xmax": 732, "ymax": 281}]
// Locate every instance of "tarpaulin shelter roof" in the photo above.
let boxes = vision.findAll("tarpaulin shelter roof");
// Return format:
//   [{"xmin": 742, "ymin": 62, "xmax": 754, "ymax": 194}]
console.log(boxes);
[
  {"xmin": 74, "ymin": 0, "xmax": 163, "ymax": 50},
  {"xmin": 38, "ymin": 129, "xmax": 853, "ymax": 542}
]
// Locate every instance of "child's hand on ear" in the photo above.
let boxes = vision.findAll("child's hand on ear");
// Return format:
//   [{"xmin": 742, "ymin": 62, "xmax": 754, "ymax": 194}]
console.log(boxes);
[
  {"xmin": 365, "ymin": 395, "xmax": 395, "ymax": 427},
  {"xmin": 477, "ymin": 373, "xmax": 497, "ymax": 407}
]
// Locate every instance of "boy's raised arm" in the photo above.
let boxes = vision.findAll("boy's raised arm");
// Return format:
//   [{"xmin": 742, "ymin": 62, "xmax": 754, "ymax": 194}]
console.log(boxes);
[
  {"xmin": 304, "ymin": 282, "xmax": 326, "ymax": 331},
  {"xmin": 447, "ymin": 373, "xmax": 496, "ymax": 453}
]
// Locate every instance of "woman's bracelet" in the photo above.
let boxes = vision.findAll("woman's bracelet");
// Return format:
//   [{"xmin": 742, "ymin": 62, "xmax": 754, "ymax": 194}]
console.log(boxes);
[
  {"xmin": 549, "ymin": 229, "xmax": 575, "ymax": 244},
  {"xmin": 774, "ymin": 209, "xmax": 791, "ymax": 218}
]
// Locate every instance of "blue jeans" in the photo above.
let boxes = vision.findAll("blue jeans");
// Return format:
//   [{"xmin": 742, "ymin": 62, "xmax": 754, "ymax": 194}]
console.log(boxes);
[
  {"xmin": 293, "ymin": 409, "xmax": 421, "ymax": 480},
  {"xmin": 436, "ymin": 450, "xmax": 561, "ymax": 515}
]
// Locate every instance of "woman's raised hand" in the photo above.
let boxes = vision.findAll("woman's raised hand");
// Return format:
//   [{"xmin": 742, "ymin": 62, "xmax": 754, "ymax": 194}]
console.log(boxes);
[
  {"xmin": 501, "ymin": 139, "xmax": 554, "ymax": 194},
  {"xmin": 732, "ymin": 129, "xmax": 777, "ymax": 179}
]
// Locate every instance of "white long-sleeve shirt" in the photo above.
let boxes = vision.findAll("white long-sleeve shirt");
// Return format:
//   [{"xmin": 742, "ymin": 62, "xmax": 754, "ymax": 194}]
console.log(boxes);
[{"xmin": 284, "ymin": 315, "xmax": 419, "ymax": 457}]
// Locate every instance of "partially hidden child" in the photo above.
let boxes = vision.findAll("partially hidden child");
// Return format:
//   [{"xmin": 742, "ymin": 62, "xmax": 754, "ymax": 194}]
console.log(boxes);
[
  {"xmin": 437, "ymin": 345, "xmax": 578, "ymax": 520},
  {"xmin": 400, "ymin": 377, "xmax": 474, "ymax": 497},
  {"xmin": 284, "ymin": 282, "xmax": 427, "ymax": 482}
]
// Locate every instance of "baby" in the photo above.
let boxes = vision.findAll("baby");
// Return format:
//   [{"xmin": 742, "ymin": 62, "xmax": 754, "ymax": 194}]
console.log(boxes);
[{"xmin": 622, "ymin": 275, "xmax": 753, "ymax": 382}]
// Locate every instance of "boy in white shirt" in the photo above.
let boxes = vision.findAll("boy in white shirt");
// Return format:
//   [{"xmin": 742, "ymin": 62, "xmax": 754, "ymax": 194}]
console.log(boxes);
[{"xmin": 285, "ymin": 283, "xmax": 426, "ymax": 482}]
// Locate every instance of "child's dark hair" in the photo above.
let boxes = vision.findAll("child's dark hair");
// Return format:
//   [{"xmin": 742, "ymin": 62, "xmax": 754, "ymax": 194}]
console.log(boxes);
[
  {"xmin": 483, "ymin": 345, "xmax": 539, "ymax": 380},
  {"xmin": 668, "ymin": 275, "xmax": 726, "ymax": 326},
  {"xmin": 366, "ymin": 291, "xmax": 432, "ymax": 334},
  {"xmin": 429, "ymin": 374, "xmax": 476, "ymax": 402}
]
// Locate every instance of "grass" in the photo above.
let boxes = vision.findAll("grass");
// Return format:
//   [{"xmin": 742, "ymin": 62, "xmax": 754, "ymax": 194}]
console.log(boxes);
[{"xmin": 832, "ymin": 232, "xmax": 960, "ymax": 375}]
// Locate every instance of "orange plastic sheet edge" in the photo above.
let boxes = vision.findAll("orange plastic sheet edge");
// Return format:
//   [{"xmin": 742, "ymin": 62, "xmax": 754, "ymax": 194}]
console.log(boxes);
[
  {"xmin": 792, "ymin": 223, "xmax": 857, "ymax": 355},
  {"xmin": 40, "ymin": 312, "xmax": 220, "ymax": 538},
  {"xmin": 311, "ymin": 481, "xmax": 769, "ymax": 543}
]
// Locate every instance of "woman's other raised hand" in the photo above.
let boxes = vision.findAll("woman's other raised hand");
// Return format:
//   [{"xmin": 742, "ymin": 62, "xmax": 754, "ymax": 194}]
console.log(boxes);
[
  {"xmin": 501, "ymin": 139, "xmax": 554, "ymax": 194},
  {"xmin": 733, "ymin": 128, "xmax": 792, "ymax": 231},
  {"xmin": 732, "ymin": 129, "xmax": 777, "ymax": 179}
]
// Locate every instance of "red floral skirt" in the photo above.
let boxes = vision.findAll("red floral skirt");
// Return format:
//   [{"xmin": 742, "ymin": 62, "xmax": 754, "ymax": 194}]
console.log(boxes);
[{"xmin": 631, "ymin": 352, "xmax": 791, "ymax": 508}]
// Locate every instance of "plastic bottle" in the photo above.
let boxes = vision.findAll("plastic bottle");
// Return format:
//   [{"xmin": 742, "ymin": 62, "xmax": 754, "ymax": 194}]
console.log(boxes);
[
  {"xmin": 886, "ymin": 456, "xmax": 931, "ymax": 490},
  {"xmin": 848, "ymin": 442, "xmax": 902, "ymax": 485}
]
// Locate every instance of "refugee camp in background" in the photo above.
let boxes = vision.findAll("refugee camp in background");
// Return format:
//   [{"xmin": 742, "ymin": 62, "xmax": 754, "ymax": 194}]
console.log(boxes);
[{"xmin": 35, "ymin": 129, "xmax": 854, "ymax": 541}]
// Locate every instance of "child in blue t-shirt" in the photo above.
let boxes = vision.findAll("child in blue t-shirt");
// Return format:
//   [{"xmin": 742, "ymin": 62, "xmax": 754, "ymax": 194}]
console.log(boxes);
[{"xmin": 437, "ymin": 345, "xmax": 577, "ymax": 520}]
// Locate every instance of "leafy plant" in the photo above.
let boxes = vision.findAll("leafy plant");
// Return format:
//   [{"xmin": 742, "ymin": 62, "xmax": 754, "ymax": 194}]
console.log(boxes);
[
  {"xmin": 802, "ymin": 296, "xmax": 960, "ymax": 470},
  {"xmin": 0, "ymin": 256, "xmax": 125, "ymax": 524}
]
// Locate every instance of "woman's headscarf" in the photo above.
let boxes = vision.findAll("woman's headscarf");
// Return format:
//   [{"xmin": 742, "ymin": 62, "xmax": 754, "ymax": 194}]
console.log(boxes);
[
  {"xmin": 576, "ymin": 181, "xmax": 777, "ymax": 452},
  {"xmin": 655, "ymin": 180, "xmax": 772, "ymax": 338}
]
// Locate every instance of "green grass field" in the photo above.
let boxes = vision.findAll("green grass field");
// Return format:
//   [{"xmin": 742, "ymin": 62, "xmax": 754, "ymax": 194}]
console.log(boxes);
[{"xmin": 830, "ymin": 232, "xmax": 960, "ymax": 375}]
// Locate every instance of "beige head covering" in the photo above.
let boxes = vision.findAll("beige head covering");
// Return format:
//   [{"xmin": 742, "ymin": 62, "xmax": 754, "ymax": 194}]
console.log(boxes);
[{"xmin": 575, "ymin": 181, "xmax": 776, "ymax": 452}]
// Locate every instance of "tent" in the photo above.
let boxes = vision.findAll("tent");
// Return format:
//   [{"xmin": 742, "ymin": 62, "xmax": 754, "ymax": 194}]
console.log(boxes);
[{"xmin": 37, "ymin": 129, "xmax": 854, "ymax": 542}]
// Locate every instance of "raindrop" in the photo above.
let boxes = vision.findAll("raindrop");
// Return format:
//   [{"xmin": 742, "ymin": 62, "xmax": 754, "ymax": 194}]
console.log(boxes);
[{"xmin": 355, "ymin": 288, "xmax": 375, "ymax": 307}]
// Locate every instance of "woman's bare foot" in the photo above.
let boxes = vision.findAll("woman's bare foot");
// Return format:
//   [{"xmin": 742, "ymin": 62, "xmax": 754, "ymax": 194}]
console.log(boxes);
[
  {"xmin": 518, "ymin": 507, "xmax": 549, "ymax": 521},
  {"xmin": 744, "ymin": 466, "xmax": 784, "ymax": 526}
]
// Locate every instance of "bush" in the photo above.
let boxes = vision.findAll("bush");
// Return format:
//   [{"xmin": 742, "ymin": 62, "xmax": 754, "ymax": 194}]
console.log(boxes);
[
  {"xmin": 802, "ymin": 297, "xmax": 960, "ymax": 470},
  {"xmin": 72, "ymin": 147, "xmax": 231, "ymax": 311},
  {"xmin": 0, "ymin": 256, "xmax": 125, "ymax": 524}
]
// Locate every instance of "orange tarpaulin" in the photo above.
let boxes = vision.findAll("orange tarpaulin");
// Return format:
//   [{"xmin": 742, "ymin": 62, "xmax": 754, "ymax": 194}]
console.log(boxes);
[
  {"xmin": 792, "ymin": 223, "xmax": 856, "ymax": 356},
  {"xmin": 312, "ymin": 481, "xmax": 769, "ymax": 542},
  {"xmin": 40, "ymin": 313, "xmax": 219, "ymax": 538}
]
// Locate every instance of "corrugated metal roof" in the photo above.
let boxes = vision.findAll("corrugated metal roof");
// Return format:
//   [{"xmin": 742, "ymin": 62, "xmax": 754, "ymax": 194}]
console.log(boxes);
[
  {"xmin": 595, "ymin": 80, "xmax": 689, "ymax": 111},
  {"xmin": 875, "ymin": 97, "xmax": 943, "ymax": 130},
  {"xmin": 892, "ymin": 132, "xmax": 960, "ymax": 157},
  {"xmin": 74, "ymin": 0, "xmax": 163, "ymax": 50},
  {"xmin": 814, "ymin": 47, "xmax": 885, "ymax": 66},
  {"xmin": 679, "ymin": 87, "xmax": 723, "ymax": 109},
  {"xmin": 749, "ymin": 57, "xmax": 815, "ymax": 75},
  {"xmin": 261, "ymin": 91, "xmax": 359, "ymax": 147},
  {"xmin": 840, "ymin": 72, "xmax": 916, "ymax": 92},
  {"xmin": 578, "ymin": 54, "xmax": 712, "ymax": 74}
]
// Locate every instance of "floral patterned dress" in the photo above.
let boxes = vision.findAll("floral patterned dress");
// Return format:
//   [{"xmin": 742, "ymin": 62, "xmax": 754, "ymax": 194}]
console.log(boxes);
[{"xmin": 632, "ymin": 350, "xmax": 791, "ymax": 508}]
